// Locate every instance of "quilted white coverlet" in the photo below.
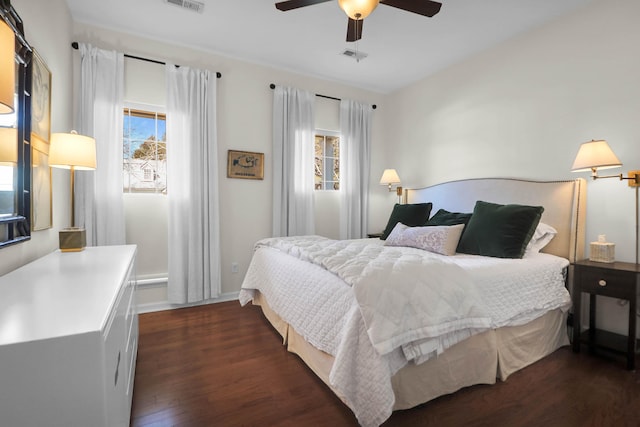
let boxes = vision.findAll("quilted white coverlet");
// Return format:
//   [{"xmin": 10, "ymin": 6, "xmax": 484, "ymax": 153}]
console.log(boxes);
[
  {"xmin": 239, "ymin": 236, "xmax": 571, "ymax": 427},
  {"xmin": 255, "ymin": 235, "xmax": 492, "ymax": 356}
]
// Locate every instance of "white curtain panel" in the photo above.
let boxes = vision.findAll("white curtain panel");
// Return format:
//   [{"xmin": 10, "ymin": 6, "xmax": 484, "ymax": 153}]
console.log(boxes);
[
  {"xmin": 166, "ymin": 64, "xmax": 221, "ymax": 304},
  {"xmin": 339, "ymin": 99, "xmax": 373, "ymax": 239},
  {"xmin": 75, "ymin": 43, "xmax": 126, "ymax": 246},
  {"xmin": 272, "ymin": 85, "xmax": 316, "ymax": 237}
]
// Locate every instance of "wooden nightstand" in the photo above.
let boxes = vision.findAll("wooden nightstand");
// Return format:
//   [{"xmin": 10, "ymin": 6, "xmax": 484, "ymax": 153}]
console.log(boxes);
[
  {"xmin": 572, "ymin": 259, "xmax": 640, "ymax": 370},
  {"xmin": 367, "ymin": 232, "xmax": 383, "ymax": 239}
]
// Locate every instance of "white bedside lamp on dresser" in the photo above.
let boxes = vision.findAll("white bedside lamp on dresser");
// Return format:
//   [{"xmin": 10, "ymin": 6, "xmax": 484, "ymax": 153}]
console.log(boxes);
[
  {"xmin": 49, "ymin": 130, "xmax": 96, "ymax": 251},
  {"xmin": 0, "ymin": 127, "xmax": 17, "ymax": 164},
  {"xmin": 0, "ymin": 19, "xmax": 15, "ymax": 114}
]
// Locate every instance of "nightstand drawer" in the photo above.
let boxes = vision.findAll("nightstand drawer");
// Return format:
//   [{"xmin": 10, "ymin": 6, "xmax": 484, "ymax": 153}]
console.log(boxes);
[{"xmin": 579, "ymin": 267, "xmax": 635, "ymax": 298}]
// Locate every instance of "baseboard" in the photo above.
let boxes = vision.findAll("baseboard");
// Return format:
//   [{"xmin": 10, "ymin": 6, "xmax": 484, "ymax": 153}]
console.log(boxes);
[
  {"xmin": 135, "ymin": 275, "xmax": 240, "ymax": 313},
  {"xmin": 136, "ymin": 291, "xmax": 240, "ymax": 314},
  {"xmin": 137, "ymin": 276, "xmax": 168, "ymax": 289}
]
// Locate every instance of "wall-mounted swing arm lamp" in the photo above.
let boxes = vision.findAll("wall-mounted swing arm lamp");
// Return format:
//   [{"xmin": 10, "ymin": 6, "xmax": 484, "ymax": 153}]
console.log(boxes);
[
  {"xmin": 571, "ymin": 139, "xmax": 640, "ymax": 184},
  {"xmin": 379, "ymin": 168, "xmax": 403, "ymax": 203},
  {"xmin": 571, "ymin": 139, "xmax": 640, "ymax": 264}
]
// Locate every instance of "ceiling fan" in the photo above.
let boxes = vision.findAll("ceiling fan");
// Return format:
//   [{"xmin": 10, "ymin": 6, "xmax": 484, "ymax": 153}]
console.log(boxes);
[{"xmin": 275, "ymin": 0, "xmax": 442, "ymax": 42}]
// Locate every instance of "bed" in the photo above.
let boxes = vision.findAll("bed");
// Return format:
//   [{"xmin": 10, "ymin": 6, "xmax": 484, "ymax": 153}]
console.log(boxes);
[{"xmin": 239, "ymin": 178, "xmax": 586, "ymax": 427}]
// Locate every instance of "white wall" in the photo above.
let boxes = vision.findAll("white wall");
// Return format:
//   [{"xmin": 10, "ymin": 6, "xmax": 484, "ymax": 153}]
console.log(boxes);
[
  {"xmin": 0, "ymin": 0, "xmax": 74, "ymax": 276},
  {"xmin": 379, "ymin": 0, "xmax": 640, "ymax": 336}
]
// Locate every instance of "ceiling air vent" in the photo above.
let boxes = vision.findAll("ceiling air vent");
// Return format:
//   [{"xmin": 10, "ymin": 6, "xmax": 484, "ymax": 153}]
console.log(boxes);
[
  {"xmin": 341, "ymin": 49, "xmax": 368, "ymax": 62},
  {"xmin": 165, "ymin": 0, "xmax": 205, "ymax": 13}
]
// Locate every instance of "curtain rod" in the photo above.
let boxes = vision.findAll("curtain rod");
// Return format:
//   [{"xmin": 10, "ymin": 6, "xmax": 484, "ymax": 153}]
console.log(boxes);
[
  {"xmin": 269, "ymin": 83, "xmax": 376, "ymax": 109},
  {"xmin": 71, "ymin": 42, "xmax": 222, "ymax": 79}
]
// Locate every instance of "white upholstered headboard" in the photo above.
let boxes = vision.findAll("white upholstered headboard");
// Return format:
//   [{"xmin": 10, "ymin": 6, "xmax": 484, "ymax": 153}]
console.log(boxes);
[{"xmin": 406, "ymin": 178, "xmax": 586, "ymax": 263}]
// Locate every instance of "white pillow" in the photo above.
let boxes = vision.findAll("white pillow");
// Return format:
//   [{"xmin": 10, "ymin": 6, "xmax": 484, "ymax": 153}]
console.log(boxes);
[
  {"xmin": 384, "ymin": 223, "xmax": 465, "ymax": 256},
  {"xmin": 525, "ymin": 222, "xmax": 557, "ymax": 255}
]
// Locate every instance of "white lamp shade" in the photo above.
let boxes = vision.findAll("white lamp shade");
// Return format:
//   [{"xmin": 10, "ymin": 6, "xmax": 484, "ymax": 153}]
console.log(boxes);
[
  {"xmin": 49, "ymin": 132, "xmax": 97, "ymax": 170},
  {"xmin": 0, "ymin": 20, "xmax": 15, "ymax": 114},
  {"xmin": 0, "ymin": 127, "xmax": 16, "ymax": 164},
  {"xmin": 0, "ymin": 128, "xmax": 18, "ymax": 166},
  {"xmin": 379, "ymin": 168, "xmax": 401, "ymax": 185},
  {"xmin": 338, "ymin": 0, "xmax": 379, "ymax": 20},
  {"xmin": 571, "ymin": 140, "xmax": 622, "ymax": 172}
]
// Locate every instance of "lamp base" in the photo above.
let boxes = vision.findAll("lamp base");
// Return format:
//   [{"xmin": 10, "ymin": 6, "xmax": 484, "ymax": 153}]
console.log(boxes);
[{"xmin": 59, "ymin": 227, "xmax": 87, "ymax": 252}]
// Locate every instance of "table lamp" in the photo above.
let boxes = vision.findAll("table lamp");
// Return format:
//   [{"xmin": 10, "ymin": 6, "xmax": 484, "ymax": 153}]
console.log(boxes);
[
  {"xmin": 49, "ymin": 131, "xmax": 96, "ymax": 251},
  {"xmin": 0, "ymin": 127, "xmax": 17, "ymax": 165},
  {"xmin": 0, "ymin": 20, "xmax": 15, "ymax": 114}
]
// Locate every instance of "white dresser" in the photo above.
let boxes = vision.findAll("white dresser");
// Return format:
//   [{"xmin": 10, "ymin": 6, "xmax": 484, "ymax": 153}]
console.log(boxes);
[{"xmin": 0, "ymin": 245, "xmax": 138, "ymax": 427}]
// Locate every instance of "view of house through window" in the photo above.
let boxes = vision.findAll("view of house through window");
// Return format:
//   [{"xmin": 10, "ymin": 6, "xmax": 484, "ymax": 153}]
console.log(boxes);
[
  {"xmin": 123, "ymin": 107, "xmax": 167, "ymax": 193},
  {"xmin": 315, "ymin": 131, "xmax": 340, "ymax": 190}
]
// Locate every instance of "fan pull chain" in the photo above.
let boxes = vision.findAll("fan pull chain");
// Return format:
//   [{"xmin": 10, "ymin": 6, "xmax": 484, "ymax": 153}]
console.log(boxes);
[
  {"xmin": 354, "ymin": 19, "xmax": 360, "ymax": 63},
  {"xmin": 355, "ymin": 38, "xmax": 359, "ymax": 63}
]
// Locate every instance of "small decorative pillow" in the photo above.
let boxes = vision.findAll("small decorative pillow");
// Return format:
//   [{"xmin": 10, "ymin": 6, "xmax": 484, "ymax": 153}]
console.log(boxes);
[
  {"xmin": 384, "ymin": 223, "xmax": 466, "ymax": 256},
  {"xmin": 524, "ymin": 222, "xmax": 557, "ymax": 255}
]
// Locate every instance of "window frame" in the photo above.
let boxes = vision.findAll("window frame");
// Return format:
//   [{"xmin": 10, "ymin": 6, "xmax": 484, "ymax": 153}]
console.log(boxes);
[
  {"xmin": 122, "ymin": 102, "xmax": 167, "ymax": 194},
  {"xmin": 314, "ymin": 129, "xmax": 341, "ymax": 192}
]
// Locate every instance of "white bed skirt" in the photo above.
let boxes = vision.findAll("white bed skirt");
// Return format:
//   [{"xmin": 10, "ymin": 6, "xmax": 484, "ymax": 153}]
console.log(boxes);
[{"xmin": 251, "ymin": 290, "xmax": 568, "ymax": 412}]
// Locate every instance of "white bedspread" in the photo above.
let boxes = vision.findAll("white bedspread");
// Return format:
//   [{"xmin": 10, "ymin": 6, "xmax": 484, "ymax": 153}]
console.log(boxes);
[
  {"xmin": 255, "ymin": 235, "xmax": 492, "ymax": 357},
  {"xmin": 239, "ymin": 236, "xmax": 571, "ymax": 427}
]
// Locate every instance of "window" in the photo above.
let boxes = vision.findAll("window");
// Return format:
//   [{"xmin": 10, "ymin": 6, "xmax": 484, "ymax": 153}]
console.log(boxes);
[
  {"xmin": 123, "ymin": 107, "xmax": 166, "ymax": 193},
  {"xmin": 314, "ymin": 131, "xmax": 340, "ymax": 190}
]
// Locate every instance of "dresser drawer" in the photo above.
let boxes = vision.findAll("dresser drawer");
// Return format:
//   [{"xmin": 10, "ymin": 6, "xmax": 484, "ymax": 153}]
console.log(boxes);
[
  {"xmin": 125, "ymin": 321, "xmax": 138, "ymax": 399},
  {"xmin": 124, "ymin": 281, "xmax": 135, "ymax": 341},
  {"xmin": 579, "ymin": 267, "xmax": 636, "ymax": 299}
]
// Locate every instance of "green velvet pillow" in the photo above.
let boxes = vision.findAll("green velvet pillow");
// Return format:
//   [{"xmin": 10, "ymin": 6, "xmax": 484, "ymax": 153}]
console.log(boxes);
[
  {"xmin": 456, "ymin": 201, "xmax": 544, "ymax": 259},
  {"xmin": 426, "ymin": 209, "xmax": 473, "ymax": 253},
  {"xmin": 426, "ymin": 209, "xmax": 472, "ymax": 226},
  {"xmin": 381, "ymin": 203, "xmax": 433, "ymax": 240}
]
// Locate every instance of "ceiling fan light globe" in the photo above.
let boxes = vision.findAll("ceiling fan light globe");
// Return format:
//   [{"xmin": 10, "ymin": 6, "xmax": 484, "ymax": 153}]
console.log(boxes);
[{"xmin": 338, "ymin": 0, "xmax": 379, "ymax": 20}]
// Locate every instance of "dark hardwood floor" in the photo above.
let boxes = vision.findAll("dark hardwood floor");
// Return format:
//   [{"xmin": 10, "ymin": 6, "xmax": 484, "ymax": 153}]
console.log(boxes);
[{"xmin": 131, "ymin": 302, "xmax": 640, "ymax": 427}]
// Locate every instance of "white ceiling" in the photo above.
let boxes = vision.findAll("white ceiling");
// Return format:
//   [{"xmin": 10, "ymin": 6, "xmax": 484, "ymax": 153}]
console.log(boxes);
[{"xmin": 63, "ymin": 0, "xmax": 594, "ymax": 93}]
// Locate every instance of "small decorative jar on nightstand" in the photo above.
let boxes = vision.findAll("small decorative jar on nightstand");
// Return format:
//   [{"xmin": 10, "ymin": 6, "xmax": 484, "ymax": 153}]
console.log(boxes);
[{"xmin": 572, "ymin": 259, "xmax": 640, "ymax": 370}]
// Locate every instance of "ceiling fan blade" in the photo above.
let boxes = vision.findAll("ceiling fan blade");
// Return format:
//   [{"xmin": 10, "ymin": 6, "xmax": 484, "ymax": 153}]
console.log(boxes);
[
  {"xmin": 380, "ymin": 0, "xmax": 442, "ymax": 17},
  {"xmin": 275, "ymin": 0, "xmax": 332, "ymax": 11},
  {"xmin": 346, "ymin": 18, "xmax": 363, "ymax": 42}
]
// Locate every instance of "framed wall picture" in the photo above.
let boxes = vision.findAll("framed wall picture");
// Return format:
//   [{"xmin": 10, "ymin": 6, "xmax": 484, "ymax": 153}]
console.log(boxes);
[
  {"xmin": 30, "ymin": 49, "xmax": 51, "ymax": 155},
  {"xmin": 227, "ymin": 150, "xmax": 264, "ymax": 180},
  {"xmin": 30, "ymin": 49, "xmax": 52, "ymax": 230}
]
